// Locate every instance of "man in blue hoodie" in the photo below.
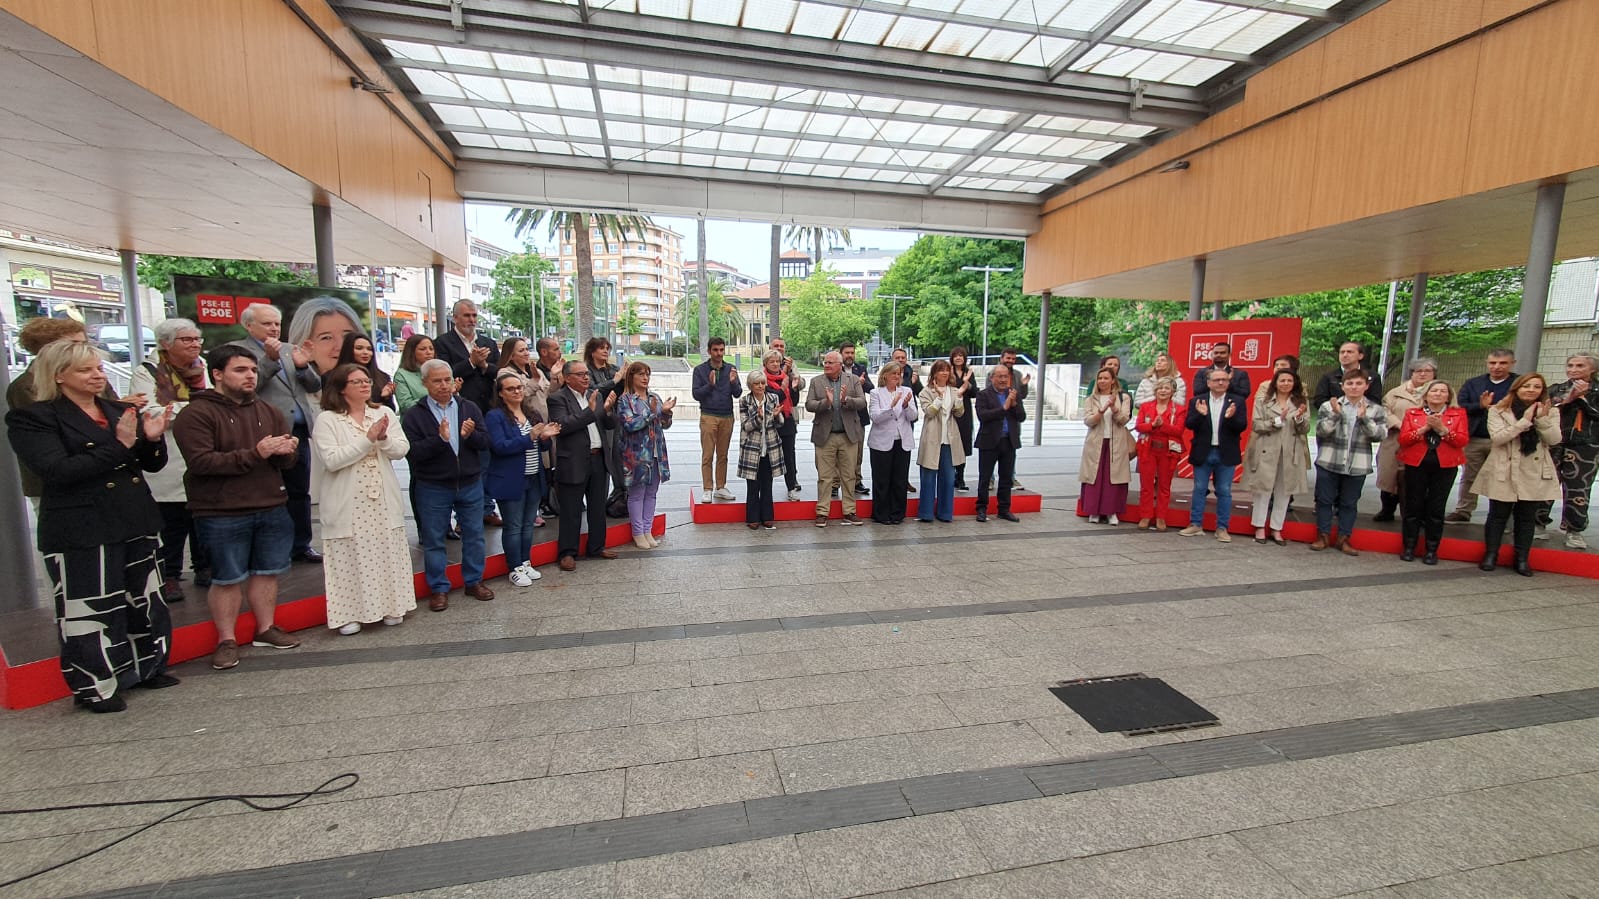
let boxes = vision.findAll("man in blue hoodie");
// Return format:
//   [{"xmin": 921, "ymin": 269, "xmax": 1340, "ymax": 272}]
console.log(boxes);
[{"xmin": 692, "ymin": 337, "xmax": 742, "ymax": 502}]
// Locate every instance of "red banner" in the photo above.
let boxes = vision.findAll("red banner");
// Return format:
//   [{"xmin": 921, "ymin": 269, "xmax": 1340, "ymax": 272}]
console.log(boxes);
[{"xmin": 1168, "ymin": 318, "xmax": 1303, "ymax": 478}]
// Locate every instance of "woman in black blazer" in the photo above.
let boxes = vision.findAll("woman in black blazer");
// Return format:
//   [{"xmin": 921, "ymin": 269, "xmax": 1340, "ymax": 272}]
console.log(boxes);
[{"xmin": 5, "ymin": 340, "xmax": 178, "ymax": 712}]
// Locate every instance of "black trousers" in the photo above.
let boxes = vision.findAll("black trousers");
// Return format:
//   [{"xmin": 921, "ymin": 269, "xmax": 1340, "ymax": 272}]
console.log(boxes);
[
  {"xmin": 976, "ymin": 442, "xmax": 1017, "ymax": 513},
  {"xmin": 283, "ymin": 422, "xmax": 314, "ymax": 554},
  {"xmin": 156, "ymin": 501, "xmax": 210, "ymax": 580},
  {"xmin": 1486, "ymin": 499, "xmax": 1539, "ymax": 556},
  {"xmin": 557, "ymin": 455, "xmax": 610, "ymax": 560},
  {"xmin": 777, "ymin": 418, "xmax": 799, "ymax": 491},
  {"xmin": 747, "ymin": 457, "xmax": 774, "ymax": 524},
  {"xmin": 870, "ymin": 441, "xmax": 911, "ymax": 522},
  {"xmin": 43, "ymin": 536, "xmax": 171, "ymax": 702},
  {"xmin": 1401, "ymin": 461, "xmax": 1458, "ymax": 544}
]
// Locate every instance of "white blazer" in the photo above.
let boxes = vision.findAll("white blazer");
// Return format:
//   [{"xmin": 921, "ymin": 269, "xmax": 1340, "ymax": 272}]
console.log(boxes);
[
  {"xmin": 311, "ymin": 406, "xmax": 410, "ymax": 540},
  {"xmin": 867, "ymin": 386, "xmax": 918, "ymax": 451}
]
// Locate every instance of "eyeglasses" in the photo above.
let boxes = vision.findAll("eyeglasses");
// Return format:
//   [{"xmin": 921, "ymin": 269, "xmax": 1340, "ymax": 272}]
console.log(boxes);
[
  {"xmin": 174, "ymin": 336, "xmax": 202, "ymax": 344},
  {"xmin": 348, "ymin": 379, "xmax": 373, "ymax": 387},
  {"xmin": 501, "ymin": 385, "xmax": 525, "ymax": 393}
]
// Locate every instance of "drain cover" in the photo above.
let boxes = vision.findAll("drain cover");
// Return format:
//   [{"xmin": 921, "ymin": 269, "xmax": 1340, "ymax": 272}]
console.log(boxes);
[{"xmin": 1049, "ymin": 673, "xmax": 1219, "ymax": 736}]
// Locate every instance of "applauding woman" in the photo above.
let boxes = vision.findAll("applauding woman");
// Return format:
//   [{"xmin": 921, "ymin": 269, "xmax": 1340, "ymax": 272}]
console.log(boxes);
[
  {"xmin": 7, "ymin": 341, "xmax": 177, "ymax": 711},
  {"xmin": 336, "ymin": 333, "xmax": 395, "ymax": 409},
  {"xmin": 1244, "ymin": 370, "xmax": 1311, "ymax": 545},
  {"xmin": 1135, "ymin": 353, "xmax": 1186, "ymax": 407},
  {"xmin": 1134, "ymin": 377, "xmax": 1185, "ymax": 531},
  {"xmin": 617, "ymin": 362, "xmax": 674, "ymax": 548},
  {"xmin": 1474, "ymin": 374, "xmax": 1561, "ymax": 575},
  {"xmin": 312, "ymin": 364, "xmax": 415, "ymax": 634},
  {"xmin": 949, "ymin": 348, "xmax": 978, "ymax": 491},
  {"xmin": 739, "ymin": 370, "xmax": 785, "ymax": 529},
  {"xmin": 486, "ymin": 371, "xmax": 559, "ymax": 584},
  {"xmin": 393, "ymin": 335, "xmax": 435, "ymax": 414},
  {"xmin": 916, "ymin": 360, "xmax": 964, "ymax": 523},
  {"xmin": 867, "ymin": 363, "xmax": 918, "ymax": 524},
  {"xmin": 1396, "ymin": 380, "xmax": 1468, "ymax": 563},
  {"xmin": 1079, "ymin": 367, "xmax": 1134, "ymax": 524}
]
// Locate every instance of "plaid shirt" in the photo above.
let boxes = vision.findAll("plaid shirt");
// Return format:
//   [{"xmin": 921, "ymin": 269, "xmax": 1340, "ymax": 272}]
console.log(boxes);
[{"xmin": 1314, "ymin": 400, "xmax": 1387, "ymax": 475}]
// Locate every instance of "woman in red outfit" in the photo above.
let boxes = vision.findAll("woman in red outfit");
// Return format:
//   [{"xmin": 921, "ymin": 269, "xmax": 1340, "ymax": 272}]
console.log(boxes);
[
  {"xmin": 1396, "ymin": 379, "xmax": 1470, "ymax": 564},
  {"xmin": 1134, "ymin": 377, "xmax": 1185, "ymax": 530}
]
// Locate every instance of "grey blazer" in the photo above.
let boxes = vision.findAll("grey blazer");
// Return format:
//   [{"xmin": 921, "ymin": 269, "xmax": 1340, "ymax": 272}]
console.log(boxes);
[
  {"xmin": 804, "ymin": 373, "xmax": 867, "ymax": 445},
  {"xmin": 225, "ymin": 337, "xmax": 321, "ymax": 430}
]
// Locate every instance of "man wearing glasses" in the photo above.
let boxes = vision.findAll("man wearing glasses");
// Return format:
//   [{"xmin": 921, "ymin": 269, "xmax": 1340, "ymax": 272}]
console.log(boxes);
[{"xmin": 548, "ymin": 362, "xmax": 618, "ymax": 570}]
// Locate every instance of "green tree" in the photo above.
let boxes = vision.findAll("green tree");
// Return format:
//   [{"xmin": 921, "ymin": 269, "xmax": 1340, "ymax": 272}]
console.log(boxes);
[
  {"xmin": 484, "ymin": 249, "xmax": 556, "ymax": 335},
  {"xmin": 504, "ymin": 209, "xmax": 652, "ymax": 344},
  {"xmin": 617, "ymin": 298, "xmax": 644, "ymax": 348},
  {"xmin": 673, "ymin": 278, "xmax": 746, "ymax": 343},
  {"xmin": 781, "ymin": 269, "xmax": 873, "ymax": 360},
  {"xmin": 1092, "ymin": 300, "xmax": 1187, "ymax": 368},
  {"xmin": 136, "ymin": 256, "xmax": 314, "ymax": 293}
]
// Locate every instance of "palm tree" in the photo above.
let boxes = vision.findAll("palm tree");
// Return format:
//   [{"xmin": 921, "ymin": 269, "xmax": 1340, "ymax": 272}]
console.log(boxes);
[
  {"xmin": 769, "ymin": 224, "xmax": 781, "ymax": 339},
  {"xmin": 505, "ymin": 209, "xmax": 652, "ymax": 344},
  {"xmin": 674, "ymin": 278, "xmax": 747, "ymax": 343},
  {"xmin": 697, "ymin": 217, "xmax": 709, "ymax": 353},
  {"xmin": 783, "ymin": 224, "xmax": 852, "ymax": 272}
]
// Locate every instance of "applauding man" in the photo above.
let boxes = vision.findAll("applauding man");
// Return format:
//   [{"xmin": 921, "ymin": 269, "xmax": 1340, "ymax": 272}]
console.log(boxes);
[
  {"xmin": 1311, "ymin": 369, "xmax": 1387, "ymax": 554},
  {"xmin": 549, "ymin": 361, "xmax": 619, "ymax": 569},
  {"xmin": 1182, "ymin": 369, "xmax": 1248, "ymax": 541},
  {"xmin": 974, "ymin": 365, "xmax": 1026, "ymax": 522},
  {"xmin": 402, "ymin": 359, "xmax": 493, "ymax": 611}
]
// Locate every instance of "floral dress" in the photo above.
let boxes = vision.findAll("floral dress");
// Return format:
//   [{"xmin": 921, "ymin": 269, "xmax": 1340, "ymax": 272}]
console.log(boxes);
[{"xmin": 617, "ymin": 391, "xmax": 672, "ymax": 489}]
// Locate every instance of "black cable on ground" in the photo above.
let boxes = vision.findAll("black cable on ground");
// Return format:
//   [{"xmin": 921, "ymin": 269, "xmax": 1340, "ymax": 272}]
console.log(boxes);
[{"xmin": 0, "ymin": 773, "xmax": 359, "ymax": 891}]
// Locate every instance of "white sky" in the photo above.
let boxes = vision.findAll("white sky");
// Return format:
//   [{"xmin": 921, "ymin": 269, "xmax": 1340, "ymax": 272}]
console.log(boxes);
[{"xmin": 466, "ymin": 203, "xmax": 919, "ymax": 280}]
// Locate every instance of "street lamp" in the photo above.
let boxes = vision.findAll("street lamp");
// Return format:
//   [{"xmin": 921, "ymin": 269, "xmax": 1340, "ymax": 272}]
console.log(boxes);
[
  {"xmin": 961, "ymin": 265, "xmax": 1014, "ymax": 364},
  {"xmin": 876, "ymin": 294, "xmax": 913, "ymax": 350}
]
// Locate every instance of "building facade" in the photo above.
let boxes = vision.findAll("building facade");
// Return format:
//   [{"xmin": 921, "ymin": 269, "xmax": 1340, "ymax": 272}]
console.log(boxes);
[
  {"xmin": 556, "ymin": 222, "xmax": 683, "ymax": 348},
  {"xmin": 2, "ymin": 231, "xmax": 163, "ymax": 365}
]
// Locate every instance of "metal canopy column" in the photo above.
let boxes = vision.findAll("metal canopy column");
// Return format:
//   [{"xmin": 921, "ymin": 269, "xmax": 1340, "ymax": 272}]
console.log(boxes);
[
  {"xmin": 432, "ymin": 264, "xmax": 448, "ymax": 330},
  {"xmin": 1515, "ymin": 182, "xmax": 1566, "ymax": 369},
  {"xmin": 1403, "ymin": 273, "xmax": 1428, "ymax": 366},
  {"xmin": 1034, "ymin": 291, "xmax": 1050, "ymax": 447},
  {"xmin": 313, "ymin": 204, "xmax": 336, "ymax": 289},
  {"xmin": 1188, "ymin": 258, "xmax": 1205, "ymax": 321},
  {"xmin": 1211, "ymin": 300, "xmax": 1224, "ymax": 320},
  {"xmin": 0, "ymin": 367, "xmax": 38, "ymax": 613},
  {"xmin": 120, "ymin": 250, "xmax": 143, "ymax": 365}
]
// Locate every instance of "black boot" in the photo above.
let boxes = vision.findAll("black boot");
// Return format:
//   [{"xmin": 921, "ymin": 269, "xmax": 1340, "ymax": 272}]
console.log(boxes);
[
  {"xmin": 1373, "ymin": 491, "xmax": 1399, "ymax": 522},
  {"xmin": 1422, "ymin": 538, "xmax": 1440, "ymax": 565},
  {"xmin": 1480, "ymin": 504, "xmax": 1509, "ymax": 571},
  {"xmin": 1399, "ymin": 520, "xmax": 1418, "ymax": 562},
  {"xmin": 1514, "ymin": 551, "xmax": 1533, "ymax": 577},
  {"xmin": 1511, "ymin": 505, "xmax": 1535, "ymax": 577}
]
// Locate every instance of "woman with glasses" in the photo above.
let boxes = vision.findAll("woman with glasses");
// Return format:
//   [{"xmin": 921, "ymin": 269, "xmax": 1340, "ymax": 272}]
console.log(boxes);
[
  {"xmin": 617, "ymin": 362, "xmax": 674, "ymax": 547},
  {"xmin": 311, "ymin": 363, "xmax": 415, "ymax": 635},
  {"xmin": 486, "ymin": 371, "xmax": 561, "ymax": 584}
]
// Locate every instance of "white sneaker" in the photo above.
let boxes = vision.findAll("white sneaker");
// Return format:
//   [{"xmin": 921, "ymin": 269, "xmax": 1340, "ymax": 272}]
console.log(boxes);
[
  {"xmin": 1108, "ymin": 514, "xmax": 1120, "ymax": 526},
  {"xmin": 1566, "ymin": 532, "xmax": 1588, "ymax": 550},
  {"xmin": 382, "ymin": 616, "xmax": 404, "ymax": 626},
  {"xmin": 1533, "ymin": 525, "xmax": 1549, "ymax": 541},
  {"xmin": 714, "ymin": 487, "xmax": 737, "ymax": 501},
  {"xmin": 525, "ymin": 563, "xmax": 542, "ymax": 580},
  {"xmin": 337, "ymin": 622, "xmax": 361, "ymax": 636},
  {"xmin": 787, "ymin": 488, "xmax": 802, "ymax": 501},
  {"xmin": 699, "ymin": 491, "xmax": 713, "ymax": 503},
  {"xmin": 509, "ymin": 564, "xmax": 534, "ymax": 587}
]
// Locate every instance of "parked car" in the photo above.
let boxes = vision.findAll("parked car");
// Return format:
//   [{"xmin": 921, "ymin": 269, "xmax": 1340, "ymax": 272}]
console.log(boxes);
[{"xmin": 87, "ymin": 323, "xmax": 156, "ymax": 362}]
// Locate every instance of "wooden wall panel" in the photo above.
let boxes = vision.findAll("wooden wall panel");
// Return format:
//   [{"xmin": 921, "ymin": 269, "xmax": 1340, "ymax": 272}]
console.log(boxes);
[
  {"xmin": 1462, "ymin": 0, "xmax": 1599, "ymax": 193},
  {"xmin": 0, "ymin": 0, "xmax": 98, "ymax": 55},
  {"xmin": 1316, "ymin": 0, "xmax": 1484, "ymax": 91},
  {"xmin": 1195, "ymin": 106, "xmax": 1322, "ymax": 254},
  {"xmin": 333, "ymin": 68, "xmax": 398, "ymax": 226},
  {"xmin": 1236, "ymin": 40, "xmax": 1325, "ymax": 123},
  {"xmin": 1480, "ymin": 0, "xmax": 1551, "ymax": 27},
  {"xmin": 239, "ymin": 0, "xmax": 341, "ymax": 190}
]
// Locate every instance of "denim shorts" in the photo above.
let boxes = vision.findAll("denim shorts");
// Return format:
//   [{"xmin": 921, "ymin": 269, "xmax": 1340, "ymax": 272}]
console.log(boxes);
[{"xmin": 193, "ymin": 507, "xmax": 293, "ymax": 586}]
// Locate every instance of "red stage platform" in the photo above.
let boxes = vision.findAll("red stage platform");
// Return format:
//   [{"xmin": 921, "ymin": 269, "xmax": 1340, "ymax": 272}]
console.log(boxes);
[
  {"xmin": 0, "ymin": 516, "xmax": 664, "ymax": 711},
  {"xmin": 689, "ymin": 489, "xmax": 1043, "ymax": 523}
]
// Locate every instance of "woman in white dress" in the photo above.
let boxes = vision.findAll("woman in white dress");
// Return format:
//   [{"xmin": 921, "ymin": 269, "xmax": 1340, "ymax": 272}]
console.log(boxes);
[{"xmin": 312, "ymin": 363, "xmax": 416, "ymax": 635}]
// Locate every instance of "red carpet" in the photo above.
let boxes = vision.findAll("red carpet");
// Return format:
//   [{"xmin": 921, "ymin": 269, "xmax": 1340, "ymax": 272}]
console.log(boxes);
[{"xmin": 690, "ymin": 489, "xmax": 1043, "ymax": 523}]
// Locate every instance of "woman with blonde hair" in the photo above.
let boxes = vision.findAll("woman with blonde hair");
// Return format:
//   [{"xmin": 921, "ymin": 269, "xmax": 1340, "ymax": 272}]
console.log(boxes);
[
  {"xmin": 1375, "ymin": 357, "xmax": 1438, "ymax": 522},
  {"xmin": 916, "ymin": 359, "xmax": 964, "ymax": 523},
  {"xmin": 1080, "ymin": 367, "xmax": 1134, "ymax": 524},
  {"xmin": 1135, "ymin": 352, "xmax": 1186, "ymax": 407},
  {"xmin": 616, "ymin": 361, "xmax": 674, "ymax": 547},
  {"xmin": 1396, "ymin": 379, "xmax": 1468, "ymax": 564},
  {"xmin": 1474, "ymin": 373, "xmax": 1560, "ymax": 575},
  {"xmin": 867, "ymin": 362, "xmax": 918, "ymax": 524},
  {"xmin": 1134, "ymin": 377, "xmax": 1185, "ymax": 530}
]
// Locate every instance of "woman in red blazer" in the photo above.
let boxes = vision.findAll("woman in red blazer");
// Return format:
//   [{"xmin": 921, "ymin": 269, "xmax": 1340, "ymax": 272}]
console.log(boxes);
[
  {"xmin": 1134, "ymin": 378, "xmax": 1186, "ymax": 530},
  {"xmin": 1396, "ymin": 379, "xmax": 1470, "ymax": 564}
]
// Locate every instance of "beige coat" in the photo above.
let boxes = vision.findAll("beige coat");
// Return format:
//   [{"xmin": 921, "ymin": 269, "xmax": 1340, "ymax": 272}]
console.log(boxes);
[
  {"xmin": 310, "ymin": 407, "xmax": 410, "ymax": 540},
  {"xmin": 1376, "ymin": 380, "xmax": 1426, "ymax": 493},
  {"xmin": 1242, "ymin": 392, "xmax": 1311, "ymax": 495},
  {"xmin": 1079, "ymin": 392, "xmax": 1133, "ymax": 485},
  {"xmin": 917, "ymin": 384, "xmax": 966, "ymax": 469},
  {"xmin": 1471, "ymin": 407, "xmax": 1562, "ymax": 502}
]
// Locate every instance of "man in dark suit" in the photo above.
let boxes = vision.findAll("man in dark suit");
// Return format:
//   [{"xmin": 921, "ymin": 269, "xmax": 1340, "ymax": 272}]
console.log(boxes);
[
  {"xmin": 974, "ymin": 365, "xmax": 1026, "ymax": 522},
  {"xmin": 548, "ymin": 360, "xmax": 618, "ymax": 570},
  {"xmin": 433, "ymin": 299, "xmax": 502, "ymax": 526},
  {"xmin": 1182, "ymin": 368, "xmax": 1249, "ymax": 542}
]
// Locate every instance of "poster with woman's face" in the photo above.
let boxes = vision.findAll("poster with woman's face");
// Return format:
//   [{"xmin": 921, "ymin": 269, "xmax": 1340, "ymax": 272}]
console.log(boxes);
[{"xmin": 171, "ymin": 275, "xmax": 370, "ymax": 373}]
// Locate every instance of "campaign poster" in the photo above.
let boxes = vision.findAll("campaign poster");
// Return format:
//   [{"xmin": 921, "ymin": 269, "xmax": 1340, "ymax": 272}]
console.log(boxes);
[
  {"xmin": 1167, "ymin": 318, "xmax": 1303, "ymax": 479},
  {"xmin": 170, "ymin": 276, "xmax": 370, "ymax": 375}
]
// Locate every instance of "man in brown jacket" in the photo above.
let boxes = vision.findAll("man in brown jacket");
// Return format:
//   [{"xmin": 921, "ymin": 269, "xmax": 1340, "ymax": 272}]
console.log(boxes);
[{"xmin": 171, "ymin": 346, "xmax": 303, "ymax": 671}]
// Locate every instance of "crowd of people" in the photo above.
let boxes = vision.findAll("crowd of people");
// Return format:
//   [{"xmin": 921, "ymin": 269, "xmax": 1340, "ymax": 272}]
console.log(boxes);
[{"xmin": 5, "ymin": 298, "xmax": 1598, "ymax": 714}]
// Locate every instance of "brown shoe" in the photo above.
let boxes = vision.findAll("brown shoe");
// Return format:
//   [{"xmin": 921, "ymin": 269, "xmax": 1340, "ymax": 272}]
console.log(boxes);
[
  {"xmin": 1309, "ymin": 535, "xmax": 1329, "ymax": 551},
  {"xmin": 428, "ymin": 592, "xmax": 449, "ymax": 612},
  {"xmin": 1154, "ymin": 519, "xmax": 1167, "ymax": 532},
  {"xmin": 465, "ymin": 583, "xmax": 495, "ymax": 601},
  {"xmin": 589, "ymin": 548, "xmax": 619, "ymax": 560},
  {"xmin": 484, "ymin": 513, "xmax": 504, "ymax": 527},
  {"xmin": 558, "ymin": 556, "xmax": 577, "ymax": 572},
  {"xmin": 1137, "ymin": 518, "xmax": 1151, "ymax": 530},
  {"xmin": 1338, "ymin": 537, "xmax": 1359, "ymax": 556}
]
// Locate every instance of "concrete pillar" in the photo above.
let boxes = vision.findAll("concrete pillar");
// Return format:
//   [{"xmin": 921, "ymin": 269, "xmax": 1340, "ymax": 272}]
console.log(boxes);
[
  {"xmin": 0, "ymin": 365, "xmax": 39, "ymax": 613},
  {"xmin": 432, "ymin": 264, "xmax": 447, "ymax": 332},
  {"xmin": 1188, "ymin": 258, "xmax": 1205, "ymax": 321},
  {"xmin": 1515, "ymin": 182, "xmax": 1566, "ymax": 369},
  {"xmin": 312, "ymin": 204, "xmax": 336, "ymax": 289},
  {"xmin": 1403, "ymin": 273, "xmax": 1428, "ymax": 366},
  {"xmin": 1211, "ymin": 300, "xmax": 1224, "ymax": 321},
  {"xmin": 1034, "ymin": 291, "xmax": 1050, "ymax": 447},
  {"xmin": 120, "ymin": 249, "xmax": 143, "ymax": 363}
]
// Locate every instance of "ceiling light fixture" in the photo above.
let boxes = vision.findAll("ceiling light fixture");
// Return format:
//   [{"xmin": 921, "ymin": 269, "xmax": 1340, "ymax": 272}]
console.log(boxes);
[
  {"xmin": 1160, "ymin": 160, "xmax": 1190, "ymax": 173},
  {"xmin": 350, "ymin": 76, "xmax": 391, "ymax": 94}
]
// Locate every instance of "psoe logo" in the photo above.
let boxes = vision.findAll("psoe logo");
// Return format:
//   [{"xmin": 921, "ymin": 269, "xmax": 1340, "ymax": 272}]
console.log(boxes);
[
  {"xmin": 1188, "ymin": 333, "xmax": 1227, "ymax": 364},
  {"xmin": 1230, "ymin": 332, "xmax": 1272, "ymax": 364}
]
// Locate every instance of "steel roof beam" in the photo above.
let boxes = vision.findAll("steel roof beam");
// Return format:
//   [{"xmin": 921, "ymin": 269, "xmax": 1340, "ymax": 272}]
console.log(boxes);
[{"xmin": 1046, "ymin": 0, "xmax": 1157, "ymax": 82}]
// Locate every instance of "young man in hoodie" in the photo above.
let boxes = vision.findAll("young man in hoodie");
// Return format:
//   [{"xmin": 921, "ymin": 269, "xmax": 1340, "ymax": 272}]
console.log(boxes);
[{"xmin": 171, "ymin": 346, "xmax": 304, "ymax": 671}]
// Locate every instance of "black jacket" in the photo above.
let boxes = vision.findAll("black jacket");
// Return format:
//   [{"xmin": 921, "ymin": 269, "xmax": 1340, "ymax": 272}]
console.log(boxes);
[
  {"xmin": 975, "ymin": 386, "xmax": 1026, "ymax": 450},
  {"xmin": 1185, "ymin": 393, "xmax": 1249, "ymax": 467},
  {"xmin": 402, "ymin": 397, "xmax": 489, "ymax": 486},
  {"xmin": 1311, "ymin": 368, "xmax": 1383, "ymax": 410},
  {"xmin": 547, "ymin": 387, "xmax": 615, "ymax": 486},
  {"xmin": 433, "ymin": 330, "xmax": 500, "ymax": 414},
  {"xmin": 6, "ymin": 396, "xmax": 165, "ymax": 551},
  {"xmin": 1190, "ymin": 364, "xmax": 1252, "ymax": 404}
]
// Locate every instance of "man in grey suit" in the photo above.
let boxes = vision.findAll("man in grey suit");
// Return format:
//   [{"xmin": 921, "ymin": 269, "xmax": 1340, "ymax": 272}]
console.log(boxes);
[
  {"xmin": 805, "ymin": 351, "xmax": 867, "ymax": 527},
  {"xmin": 226, "ymin": 303, "xmax": 323, "ymax": 562}
]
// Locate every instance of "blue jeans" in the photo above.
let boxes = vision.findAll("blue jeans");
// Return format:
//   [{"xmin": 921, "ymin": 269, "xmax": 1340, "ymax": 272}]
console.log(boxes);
[
  {"xmin": 1315, "ymin": 464, "xmax": 1365, "ymax": 537},
  {"xmin": 193, "ymin": 507, "xmax": 293, "ymax": 586},
  {"xmin": 415, "ymin": 479, "xmax": 486, "ymax": 593},
  {"xmin": 918, "ymin": 445, "xmax": 957, "ymax": 522},
  {"xmin": 497, "ymin": 474, "xmax": 546, "ymax": 569},
  {"xmin": 1190, "ymin": 449, "xmax": 1235, "ymax": 531}
]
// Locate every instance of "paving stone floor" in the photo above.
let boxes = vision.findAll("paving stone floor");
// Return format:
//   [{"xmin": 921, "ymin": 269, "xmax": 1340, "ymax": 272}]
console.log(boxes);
[{"xmin": 1, "ymin": 422, "xmax": 1597, "ymax": 897}]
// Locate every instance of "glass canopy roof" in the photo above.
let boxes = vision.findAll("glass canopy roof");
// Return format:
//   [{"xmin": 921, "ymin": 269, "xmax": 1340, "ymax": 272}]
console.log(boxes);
[{"xmin": 334, "ymin": 0, "xmax": 1369, "ymax": 202}]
